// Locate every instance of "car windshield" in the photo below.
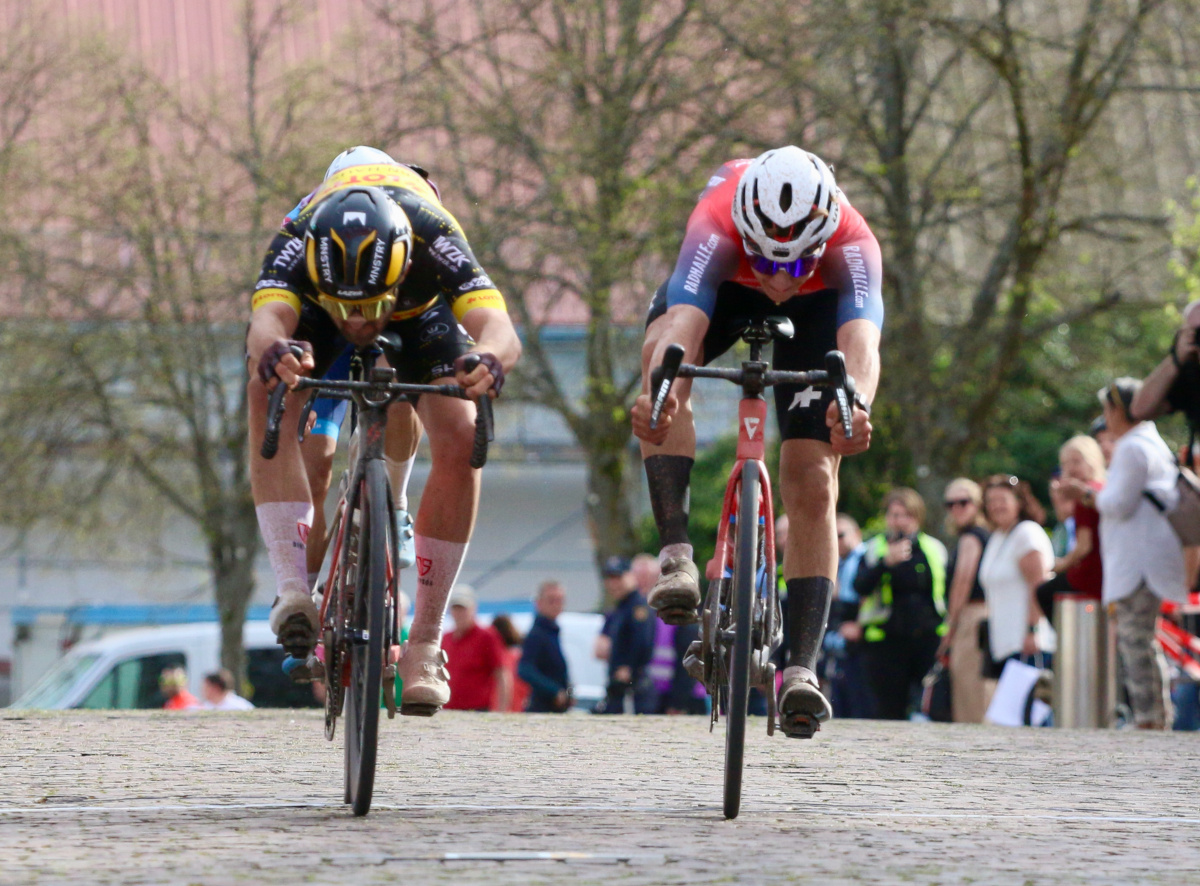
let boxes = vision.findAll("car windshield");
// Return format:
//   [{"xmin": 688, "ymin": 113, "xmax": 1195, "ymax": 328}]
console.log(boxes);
[{"xmin": 10, "ymin": 653, "xmax": 101, "ymax": 709}]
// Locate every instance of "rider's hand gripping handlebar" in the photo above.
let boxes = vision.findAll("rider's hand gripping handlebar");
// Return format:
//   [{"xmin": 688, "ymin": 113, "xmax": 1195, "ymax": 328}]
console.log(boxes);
[
  {"xmin": 649, "ymin": 343, "xmax": 686, "ymax": 431},
  {"xmin": 459, "ymin": 354, "xmax": 495, "ymax": 469},
  {"xmin": 261, "ymin": 345, "xmax": 305, "ymax": 460}
]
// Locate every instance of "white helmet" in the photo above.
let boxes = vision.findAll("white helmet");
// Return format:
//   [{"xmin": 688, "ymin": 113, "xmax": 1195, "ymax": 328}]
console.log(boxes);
[
  {"xmin": 324, "ymin": 145, "xmax": 399, "ymax": 181},
  {"xmin": 732, "ymin": 146, "xmax": 841, "ymax": 262}
]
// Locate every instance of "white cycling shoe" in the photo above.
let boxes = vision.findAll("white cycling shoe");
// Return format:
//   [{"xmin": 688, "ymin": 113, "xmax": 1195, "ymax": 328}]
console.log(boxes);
[
  {"xmin": 269, "ymin": 589, "xmax": 319, "ymax": 657},
  {"xmin": 398, "ymin": 641, "xmax": 450, "ymax": 716}
]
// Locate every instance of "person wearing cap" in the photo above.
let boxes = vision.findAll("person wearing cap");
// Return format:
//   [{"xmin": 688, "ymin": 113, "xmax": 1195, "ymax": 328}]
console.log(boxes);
[
  {"xmin": 595, "ymin": 556, "xmax": 657, "ymax": 714},
  {"xmin": 1062, "ymin": 378, "xmax": 1186, "ymax": 728},
  {"xmin": 1088, "ymin": 415, "xmax": 1115, "ymax": 467},
  {"xmin": 440, "ymin": 584, "xmax": 512, "ymax": 712}
]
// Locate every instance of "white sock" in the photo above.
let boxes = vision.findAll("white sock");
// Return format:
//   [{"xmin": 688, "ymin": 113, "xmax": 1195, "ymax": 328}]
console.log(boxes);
[
  {"xmin": 409, "ymin": 534, "xmax": 468, "ymax": 644},
  {"xmin": 660, "ymin": 543, "xmax": 693, "ymax": 564},
  {"xmin": 257, "ymin": 502, "xmax": 314, "ymax": 598},
  {"xmin": 385, "ymin": 454, "xmax": 416, "ymax": 513}
]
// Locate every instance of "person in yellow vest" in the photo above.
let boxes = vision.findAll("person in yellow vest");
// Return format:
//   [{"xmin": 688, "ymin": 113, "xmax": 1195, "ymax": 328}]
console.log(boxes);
[{"xmin": 851, "ymin": 487, "xmax": 948, "ymax": 719}]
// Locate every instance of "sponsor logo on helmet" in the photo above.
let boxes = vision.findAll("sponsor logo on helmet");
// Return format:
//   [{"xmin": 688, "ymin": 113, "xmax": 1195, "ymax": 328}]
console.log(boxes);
[
  {"xmin": 842, "ymin": 244, "xmax": 868, "ymax": 309},
  {"xmin": 319, "ymin": 238, "xmax": 332, "ymax": 280},
  {"xmin": 458, "ymin": 275, "xmax": 493, "ymax": 292},
  {"xmin": 273, "ymin": 237, "xmax": 304, "ymax": 270},
  {"xmin": 419, "ymin": 322, "xmax": 450, "ymax": 342},
  {"xmin": 367, "ymin": 240, "xmax": 387, "ymax": 285},
  {"xmin": 430, "ymin": 235, "xmax": 468, "ymax": 270},
  {"xmin": 337, "ymin": 288, "xmax": 365, "ymax": 299},
  {"xmin": 683, "ymin": 233, "xmax": 720, "ymax": 296},
  {"xmin": 255, "ymin": 278, "xmax": 289, "ymax": 290},
  {"xmin": 342, "ymin": 211, "xmax": 367, "ymax": 226}
]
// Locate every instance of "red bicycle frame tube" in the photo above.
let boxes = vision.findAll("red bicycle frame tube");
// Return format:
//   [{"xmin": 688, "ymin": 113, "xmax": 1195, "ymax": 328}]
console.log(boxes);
[{"xmin": 706, "ymin": 397, "xmax": 776, "ymax": 582}]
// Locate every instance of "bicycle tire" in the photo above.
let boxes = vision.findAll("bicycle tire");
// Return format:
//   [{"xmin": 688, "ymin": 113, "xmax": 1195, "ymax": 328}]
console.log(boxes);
[
  {"xmin": 344, "ymin": 459, "xmax": 389, "ymax": 816},
  {"xmin": 724, "ymin": 459, "xmax": 760, "ymax": 820}
]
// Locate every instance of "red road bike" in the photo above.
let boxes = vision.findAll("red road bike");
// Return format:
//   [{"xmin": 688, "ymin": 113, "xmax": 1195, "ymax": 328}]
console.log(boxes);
[{"xmin": 650, "ymin": 316, "xmax": 861, "ymax": 819}]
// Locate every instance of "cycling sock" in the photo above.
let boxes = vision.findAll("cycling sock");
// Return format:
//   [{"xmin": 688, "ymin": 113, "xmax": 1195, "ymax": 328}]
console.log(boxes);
[
  {"xmin": 384, "ymin": 454, "xmax": 416, "ymax": 512},
  {"xmin": 660, "ymin": 543, "xmax": 694, "ymax": 564},
  {"xmin": 786, "ymin": 576, "xmax": 835, "ymax": 671},
  {"xmin": 645, "ymin": 455, "xmax": 693, "ymax": 547},
  {"xmin": 408, "ymin": 534, "xmax": 468, "ymax": 644},
  {"xmin": 257, "ymin": 502, "xmax": 315, "ymax": 598}
]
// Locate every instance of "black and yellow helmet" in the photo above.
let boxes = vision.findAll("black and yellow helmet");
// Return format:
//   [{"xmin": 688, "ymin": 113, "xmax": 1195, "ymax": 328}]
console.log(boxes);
[{"xmin": 304, "ymin": 187, "xmax": 413, "ymax": 307}]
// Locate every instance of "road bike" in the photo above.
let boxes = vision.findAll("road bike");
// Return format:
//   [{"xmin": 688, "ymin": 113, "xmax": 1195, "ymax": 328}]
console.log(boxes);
[
  {"xmin": 262, "ymin": 335, "xmax": 493, "ymax": 816},
  {"xmin": 649, "ymin": 317, "xmax": 860, "ymax": 819}
]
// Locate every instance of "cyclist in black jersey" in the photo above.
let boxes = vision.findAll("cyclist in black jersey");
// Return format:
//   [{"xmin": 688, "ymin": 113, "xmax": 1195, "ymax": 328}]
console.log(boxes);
[{"xmin": 246, "ymin": 146, "xmax": 521, "ymax": 716}]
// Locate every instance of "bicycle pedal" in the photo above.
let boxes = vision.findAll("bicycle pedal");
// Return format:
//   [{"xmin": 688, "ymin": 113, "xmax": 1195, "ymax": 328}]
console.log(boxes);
[{"xmin": 780, "ymin": 713, "xmax": 820, "ymax": 739}]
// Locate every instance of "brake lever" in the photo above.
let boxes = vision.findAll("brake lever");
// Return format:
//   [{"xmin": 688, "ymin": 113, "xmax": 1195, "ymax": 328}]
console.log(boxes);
[
  {"xmin": 649, "ymin": 344, "xmax": 686, "ymax": 430},
  {"xmin": 823, "ymin": 350, "xmax": 855, "ymax": 440}
]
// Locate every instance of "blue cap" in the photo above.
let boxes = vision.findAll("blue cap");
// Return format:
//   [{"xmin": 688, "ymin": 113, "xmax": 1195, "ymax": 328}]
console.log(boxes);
[{"xmin": 601, "ymin": 555, "xmax": 631, "ymax": 577}]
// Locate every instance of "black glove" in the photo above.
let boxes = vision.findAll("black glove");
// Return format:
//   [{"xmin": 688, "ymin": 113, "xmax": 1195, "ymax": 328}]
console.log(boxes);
[
  {"xmin": 454, "ymin": 351, "xmax": 505, "ymax": 395},
  {"xmin": 257, "ymin": 339, "xmax": 312, "ymax": 385}
]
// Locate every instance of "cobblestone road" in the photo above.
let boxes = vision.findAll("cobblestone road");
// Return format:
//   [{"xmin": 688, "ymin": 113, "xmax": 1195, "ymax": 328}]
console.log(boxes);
[{"xmin": 2, "ymin": 710, "xmax": 1197, "ymax": 885}]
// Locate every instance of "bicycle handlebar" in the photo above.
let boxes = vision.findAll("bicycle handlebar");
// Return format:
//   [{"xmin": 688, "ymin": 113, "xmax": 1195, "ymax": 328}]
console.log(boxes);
[
  {"xmin": 260, "ymin": 349, "xmax": 496, "ymax": 466},
  {"xmin": 649, "ymin": 344, "xmax": 869, "ymax": 440}
]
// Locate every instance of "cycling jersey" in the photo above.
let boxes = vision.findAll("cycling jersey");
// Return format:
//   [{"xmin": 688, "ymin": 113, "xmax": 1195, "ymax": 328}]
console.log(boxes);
[
  {"xmin": 662, "ymin": 159, "xmax": 884, "ymax": 330},
  {"xmin": 252, "ymin": 162, "xmax": 506, "ymax": 323}
]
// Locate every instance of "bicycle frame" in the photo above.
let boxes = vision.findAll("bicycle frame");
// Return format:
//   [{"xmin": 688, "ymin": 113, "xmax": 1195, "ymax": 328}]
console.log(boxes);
[{"xmin": 708, "ymin": 396, "xmax": 777, "ymax": 603}]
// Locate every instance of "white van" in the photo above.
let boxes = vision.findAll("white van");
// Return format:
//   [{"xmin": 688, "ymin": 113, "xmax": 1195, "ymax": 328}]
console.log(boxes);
[
  {"xmin": 11, "ymin": 613, "xmax": 607, "ymax": 711},
  {"xmin": 10, "ymin": 622, "xmax": 316, "ymax": 710}
]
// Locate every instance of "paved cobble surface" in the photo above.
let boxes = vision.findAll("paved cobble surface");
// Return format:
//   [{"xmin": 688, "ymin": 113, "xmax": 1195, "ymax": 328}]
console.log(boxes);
[{"xmin": 1, "ymin": 710, "xmax": 1197, "ymax": 885}]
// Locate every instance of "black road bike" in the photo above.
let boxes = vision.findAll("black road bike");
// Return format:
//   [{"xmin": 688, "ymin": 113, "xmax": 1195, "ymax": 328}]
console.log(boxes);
[{"xmin": 262, "ymin": 335, "xmax": 493, "ymax": 816}]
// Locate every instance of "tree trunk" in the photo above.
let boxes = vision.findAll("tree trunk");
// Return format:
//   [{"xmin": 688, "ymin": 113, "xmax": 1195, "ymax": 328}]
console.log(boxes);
[{"xmin": 583, "ymin": 438, "xmax": 638, "ymax": 580}]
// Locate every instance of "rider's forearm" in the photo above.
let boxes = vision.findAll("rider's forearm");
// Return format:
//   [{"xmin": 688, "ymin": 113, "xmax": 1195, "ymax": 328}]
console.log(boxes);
[
  {"xmin": 837, "ymin": 319, "xmax": 881, "ymax": 405},
  {"xmin": 246, "ymin": 305, "xmax": 301, "ymax": 369},
  {"xmin": 462, "ymin": 308, "xmax": 522, "ymax": 372},
  {"xmin": 1131, "ymin": 355, "xmax": 1177, "ymax": 421}
]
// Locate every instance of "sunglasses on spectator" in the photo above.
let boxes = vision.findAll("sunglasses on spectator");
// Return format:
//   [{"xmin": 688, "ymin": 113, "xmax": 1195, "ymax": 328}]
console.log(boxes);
[{"xmin": 943, "ymin": 498, "xmax": 973, "ymax": 509}]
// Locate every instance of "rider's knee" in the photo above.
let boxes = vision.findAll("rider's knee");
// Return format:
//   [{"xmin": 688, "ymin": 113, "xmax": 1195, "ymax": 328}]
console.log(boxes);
[{"xmin": 780, "ymin": 457, "xmax": 837, "ymax": 519}]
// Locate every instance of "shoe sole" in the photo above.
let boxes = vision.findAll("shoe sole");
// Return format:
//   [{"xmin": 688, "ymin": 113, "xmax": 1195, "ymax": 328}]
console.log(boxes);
[
  {"xmin": 277, "ymin": 613, "xmax": 317, "ymax": 658},
  {"xmin": 399, "ymin": 702, "xmax": 441, "ymax": 717},
  {"xmin": 650, "ymin": 589, "xmax": 701, "ymax": 625}
]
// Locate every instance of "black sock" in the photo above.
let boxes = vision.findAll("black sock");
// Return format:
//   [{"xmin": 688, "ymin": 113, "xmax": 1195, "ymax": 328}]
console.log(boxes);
[
  {"xmin": 644, "ymin": 455, "xmax": 693, "ymax": 547},
  {"xmin": 786, "ymin": 576, "xmax": 835, "ymax": 671}
]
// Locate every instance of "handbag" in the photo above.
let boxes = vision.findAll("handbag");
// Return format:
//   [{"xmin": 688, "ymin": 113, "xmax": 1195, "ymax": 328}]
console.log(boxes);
[
  {"xmin": 1144, "ymin": 465, "xmax": 1200, "ymax": 546},
  {"xmin": 977, "ymin": 617, "xmax": 1004, "ymax": 680},
  {"xmin": 920, "ymin": 656, "xmax": 953, "ymax": 722}
]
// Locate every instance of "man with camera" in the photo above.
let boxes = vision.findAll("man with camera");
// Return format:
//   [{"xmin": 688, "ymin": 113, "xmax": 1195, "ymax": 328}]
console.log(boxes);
[
  {"xmin": 851, "ymin": 488, "xmax": 948, "ymax": 720},
  {"xmin": 1131, "ymin": 301, "xmax": 1200, "ymax": 454}
]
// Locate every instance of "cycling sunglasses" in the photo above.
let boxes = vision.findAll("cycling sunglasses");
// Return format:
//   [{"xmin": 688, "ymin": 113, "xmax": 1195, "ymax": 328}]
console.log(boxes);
[
  {"xmin": 317, "ymin": 291, "xmax": 398, "ymax": 322},
  {"xmin": 745, "ymin": 241, "xmax": 826, "ymax": 279}
]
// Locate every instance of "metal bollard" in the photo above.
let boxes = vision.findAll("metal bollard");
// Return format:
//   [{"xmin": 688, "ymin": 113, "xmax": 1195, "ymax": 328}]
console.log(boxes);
[{"xmin": 1053, "ymin": 594, "xmax": 1110, "ymax": 728}]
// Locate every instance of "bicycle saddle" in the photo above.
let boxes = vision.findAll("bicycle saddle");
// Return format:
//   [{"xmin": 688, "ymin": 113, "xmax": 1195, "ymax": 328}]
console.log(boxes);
[{"xmin": 733, "ymin": 316, "xmax": 795, "ymax": 343}]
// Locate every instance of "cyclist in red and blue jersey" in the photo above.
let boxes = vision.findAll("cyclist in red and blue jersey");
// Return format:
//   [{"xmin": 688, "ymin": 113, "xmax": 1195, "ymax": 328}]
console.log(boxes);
[{"xmin": 630, "ymin": 146, "xmax": 882, "ymax": 738}]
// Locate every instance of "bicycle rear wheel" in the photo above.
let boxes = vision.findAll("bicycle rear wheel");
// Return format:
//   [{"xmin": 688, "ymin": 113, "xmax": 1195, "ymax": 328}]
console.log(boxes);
[
  {"xmin": 344, "ymin": 459, "xmax": 390, "ymax": 817},
  {"xmin": 724, "ymin": 459, "xmax": 760, "ymax": 820}
]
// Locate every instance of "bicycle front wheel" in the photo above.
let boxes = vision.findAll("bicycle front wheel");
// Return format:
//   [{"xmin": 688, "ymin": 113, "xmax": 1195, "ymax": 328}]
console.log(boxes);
[
  {"xmin": 344, "ymin": 459, "xmax": 390, "ymax": 817},
  {"xmin": 724, "ymin": 459, "xmax": 760, "ymax": 820}
]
